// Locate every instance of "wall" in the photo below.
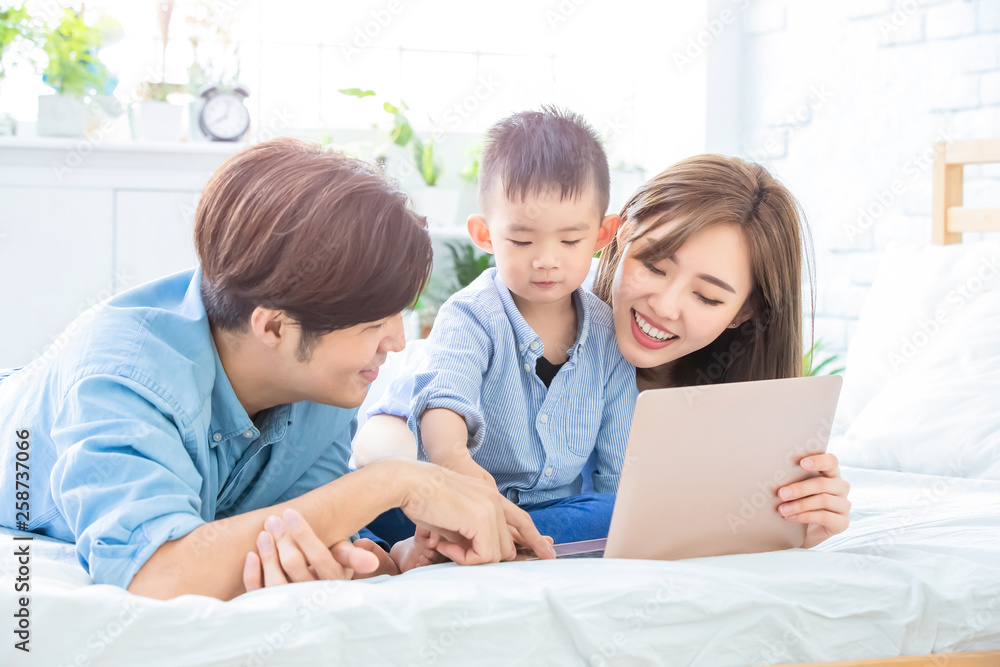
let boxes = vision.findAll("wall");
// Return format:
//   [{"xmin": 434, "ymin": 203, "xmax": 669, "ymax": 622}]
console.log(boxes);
[{"xmin": 736, "ymin": 0, "xmax": 1000, "ymax": 357}]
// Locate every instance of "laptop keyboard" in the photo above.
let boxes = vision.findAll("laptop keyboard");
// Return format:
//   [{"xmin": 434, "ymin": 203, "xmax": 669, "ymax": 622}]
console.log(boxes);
[{"xmin": 556, "ymin": 549, "xmax": 605, "ymax": 559}]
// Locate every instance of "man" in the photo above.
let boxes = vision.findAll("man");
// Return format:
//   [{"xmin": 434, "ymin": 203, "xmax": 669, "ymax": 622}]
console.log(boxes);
[{"xmin": 0, "ymin": 138, "xmax": 552, "ymax": 601}]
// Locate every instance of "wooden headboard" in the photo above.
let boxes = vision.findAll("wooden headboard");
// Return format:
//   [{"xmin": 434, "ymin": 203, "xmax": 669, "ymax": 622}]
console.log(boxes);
[{"xmin": 933, "ymin": 137, "xmax": 1000, "ymax": 244}]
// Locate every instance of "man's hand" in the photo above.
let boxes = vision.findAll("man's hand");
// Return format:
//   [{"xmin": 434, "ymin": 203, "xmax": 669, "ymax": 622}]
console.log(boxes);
[
  {"xmin": 776, "ymin": 453, "xmax": 852, "ymax": 548},
  {"xmin": 241, "ymin": 509, "xmax": 397, "ymax": 593},
  {"xmin": 448, "ymin": 457, "xmax": 498, "ymax": 489},
  {"xmin": 396, "ymin": 462, "xmax": 556, "ymax": 565}
]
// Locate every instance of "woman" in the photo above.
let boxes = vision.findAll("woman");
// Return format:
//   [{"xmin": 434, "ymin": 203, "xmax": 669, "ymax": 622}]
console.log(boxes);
[{"xmin": 249, "ymin": 154, "xmax": 850, "ymax": 587}]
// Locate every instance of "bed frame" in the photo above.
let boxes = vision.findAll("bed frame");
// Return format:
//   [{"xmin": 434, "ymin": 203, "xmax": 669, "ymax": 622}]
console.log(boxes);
[
  {"xmin": 783, "ymin": 137, "xmax": 1000, "ymax": 667},
  {"xmin": 932, "ymin": 137, "xmax": 1000, "ymax": 245}
]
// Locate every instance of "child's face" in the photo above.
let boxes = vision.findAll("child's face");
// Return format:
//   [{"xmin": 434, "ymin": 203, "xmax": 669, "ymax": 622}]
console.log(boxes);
[{"xmin": 471, "ymin": 188, "xmax": 607, "ymax": 307}]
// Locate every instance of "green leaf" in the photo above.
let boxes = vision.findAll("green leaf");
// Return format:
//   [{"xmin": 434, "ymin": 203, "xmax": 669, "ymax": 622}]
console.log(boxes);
[
  {"xmin": 391, "ymin": 121, "xmax": 412, "ymax": 146},
  {"xmin": 41, "ymin": 8, "xmax": 120, "ymax": 97},
  {"xmin": 383, "ymin": 101, "xmax": 399, "ymax": 114},
  {"xmin": 802, "ymin": 340, "xmax": 844, "ymax": 376},
  {"xmin": 338, "ymin": 87, "xmax": 376, "ymax": 98}
]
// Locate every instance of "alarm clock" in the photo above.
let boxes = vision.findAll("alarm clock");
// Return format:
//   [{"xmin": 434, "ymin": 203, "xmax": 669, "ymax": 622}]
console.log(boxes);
[{"xmin": 197, "ymin": 85, "xmax": 250, "ymax": 142}]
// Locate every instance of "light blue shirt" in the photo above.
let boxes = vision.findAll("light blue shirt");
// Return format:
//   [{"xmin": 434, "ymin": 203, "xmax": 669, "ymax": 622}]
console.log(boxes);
[
  {"xmin": 378, "ymin": 267, "xmax": 637, "ymax": 506},
  {"xmin": 0, "ymin": 268, "xmax": 356, "ymax": 589}
]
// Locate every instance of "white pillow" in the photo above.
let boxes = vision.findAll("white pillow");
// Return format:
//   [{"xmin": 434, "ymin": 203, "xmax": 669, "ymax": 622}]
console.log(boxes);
[{"xmin": 830, "ymin": 240, "xmax": 1000, "ymax": 479}]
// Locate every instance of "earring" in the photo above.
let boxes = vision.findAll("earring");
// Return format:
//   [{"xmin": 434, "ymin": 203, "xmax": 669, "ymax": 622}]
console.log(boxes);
[{"xmin": 729, "ymin": 322, "xmax": 738, "ymax": 328}]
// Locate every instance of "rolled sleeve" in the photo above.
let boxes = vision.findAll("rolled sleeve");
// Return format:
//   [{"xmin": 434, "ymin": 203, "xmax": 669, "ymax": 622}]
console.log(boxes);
[
  {"xmin": 592, "ymin": 354, "xmax": 638, "ymax": 494},
  {"xmin": 50, "ymin": 375, "xmax": 207, "ymax": 588},
  {"xmin": 408, "ymin": 297, "xmax": 494, "ymax": 460}
]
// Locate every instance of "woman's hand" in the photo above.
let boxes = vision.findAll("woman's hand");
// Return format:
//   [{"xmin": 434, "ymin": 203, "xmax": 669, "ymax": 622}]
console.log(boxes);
[
  {"xmin": 776, "ymin": 453, "xmax": 851, "ymax": 548},
  {"xmin": 242, "ymin": 508, "xmax": 398, "ymax": 593}
]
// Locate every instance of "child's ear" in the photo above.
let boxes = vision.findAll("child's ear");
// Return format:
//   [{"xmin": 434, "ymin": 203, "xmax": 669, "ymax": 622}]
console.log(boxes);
[
  {"xmin": 594, "ymin": 214, "xmax": 622, "ymax": 252},
  {"xmin": 467, "ymin": 215, "xmax": 494, "ymax": 253}
]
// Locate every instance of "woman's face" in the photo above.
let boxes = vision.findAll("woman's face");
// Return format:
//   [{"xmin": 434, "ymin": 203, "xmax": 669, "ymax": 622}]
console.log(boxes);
[{"xmin": 611, "ymin": 221, "xmax": 754, "ymax": 370}]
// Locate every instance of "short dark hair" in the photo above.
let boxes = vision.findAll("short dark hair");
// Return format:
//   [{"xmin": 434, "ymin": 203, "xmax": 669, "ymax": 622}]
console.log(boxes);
[
  {"xmin": 194, "ymin": 138, "xmax": 432, "ymax": 359},
  {"xmin": 478, "ymin": 106, "xmax": 610, "ymax": 217}
]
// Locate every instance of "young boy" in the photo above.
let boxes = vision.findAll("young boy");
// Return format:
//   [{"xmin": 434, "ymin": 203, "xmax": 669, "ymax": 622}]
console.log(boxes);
[{"xmin": 374, "ymin": 108, "xmax": 638, "ymax": 568}]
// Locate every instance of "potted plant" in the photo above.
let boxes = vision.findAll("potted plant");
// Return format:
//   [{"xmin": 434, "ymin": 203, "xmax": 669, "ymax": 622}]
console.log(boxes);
[
  {"xmin": 0, "ymin": 3, "xmax": 31, "ymax": 81},
  {"xmin": 38, "ymin": 8, "xmax": 120, "ymax": 137},
  {"xmin": 134, "ymin": 0, "xmax": 183, "ymax": 141},
  {"xmin": 0, "ymin": 3, "xmax": 32, "ymax": 135},
  {"xmin": 417, "ymin": 240, "xmax": 495, "ymax": 337},
  {"xmin": 340, "ymin": 88, "xmax": 461, "ymax": 228},
  {"xmin": 184, "ymin": 0, "xmax": 241, "ymax": 141}
]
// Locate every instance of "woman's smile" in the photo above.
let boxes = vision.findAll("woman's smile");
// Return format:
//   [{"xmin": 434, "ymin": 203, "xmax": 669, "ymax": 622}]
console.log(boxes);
[{"xmin": 630, "ymin": 308, "xmax": 680, "ymax": 349}]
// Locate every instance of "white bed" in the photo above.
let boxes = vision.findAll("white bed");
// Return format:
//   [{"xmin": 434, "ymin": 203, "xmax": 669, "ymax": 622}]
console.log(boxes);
[
  {"xmin": 1, "ymin": 466, "xmax": 998, "ymax": 666},
  {"xmin": 2, "ymin": 138, "xmax": 999, "ymax": 666}
]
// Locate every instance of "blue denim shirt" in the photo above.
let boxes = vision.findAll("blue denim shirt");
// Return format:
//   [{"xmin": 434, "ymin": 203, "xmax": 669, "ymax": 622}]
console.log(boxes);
[
  {"xmin": 0, "ymin": 268, "xmax": 356, "ymax": 588},
  {"xmin": 374, "ymin": 268, "xmax": 637, "ymax": 506}
]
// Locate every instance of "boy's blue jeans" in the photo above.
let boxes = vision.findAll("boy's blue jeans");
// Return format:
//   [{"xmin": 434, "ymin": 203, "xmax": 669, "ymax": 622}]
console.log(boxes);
[{"xmin": 364, "ymin": 492, "xmax": 616, "ymax": 547}]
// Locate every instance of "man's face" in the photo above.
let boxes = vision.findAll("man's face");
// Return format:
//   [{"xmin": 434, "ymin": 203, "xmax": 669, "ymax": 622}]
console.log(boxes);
[{"xmin": 291, "ymin": 313, "xmax": 406, "ymax": 408}]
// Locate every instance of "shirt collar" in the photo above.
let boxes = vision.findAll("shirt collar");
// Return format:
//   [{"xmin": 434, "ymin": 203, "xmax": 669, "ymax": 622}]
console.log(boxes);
[
  {"xmin": 199, "ymin": 269, "xmax": 292, "ymax": 447},
  {"xmin": 490, "ymin": 268, "xmax": 592, "ymax": 358}
]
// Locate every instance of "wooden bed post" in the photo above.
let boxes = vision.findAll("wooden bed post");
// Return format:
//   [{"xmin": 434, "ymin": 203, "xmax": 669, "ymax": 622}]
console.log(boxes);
[
  {"xmin": 933, "ymin": 137, "xmax": 1000, "ymax": 245},
  {"xmin": 932, "ymin": 141, "xmax": 963, "ymax": 245}
]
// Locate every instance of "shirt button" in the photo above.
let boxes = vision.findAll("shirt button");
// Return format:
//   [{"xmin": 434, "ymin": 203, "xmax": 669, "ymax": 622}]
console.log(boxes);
[
  {"xmin": 243, "ymin": 430, "xmax": 253, "ymax": 438},
  {"xmin": 524, "ymin": 363, "xmax": 531, "ymax": 372},
  {"xmin": 530, "ymin": 340, "xmax": 540, "ymax": 350},
  {"xmin": 539, "ymin": 413, "xmax": 548, "ymax": 423},
  {"xmin": 519, "ymin": 344, "xmax": 525, "ymax": 352},
  {"xmin": 212, "ymin": 433, "xmax": 222, "ymax": 442},
  {"xmin": 544, "ymin": 467, "xmax": 553, "ymax": 476}
]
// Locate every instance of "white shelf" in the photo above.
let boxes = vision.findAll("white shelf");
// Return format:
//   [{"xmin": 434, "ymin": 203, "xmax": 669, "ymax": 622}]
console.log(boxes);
[{"xmin": 0, "ymin": 136, "xmax": 242, "ymax": 155}]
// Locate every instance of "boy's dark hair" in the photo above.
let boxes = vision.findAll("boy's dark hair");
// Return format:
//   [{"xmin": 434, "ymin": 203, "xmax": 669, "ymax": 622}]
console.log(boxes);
[
  {"xmin": 194, "ymin": 138, "xmax": 432, "ymax": 360},
  {"xmin": 478, "ymin": 106, "xmax": 610, "ymax": 217}
]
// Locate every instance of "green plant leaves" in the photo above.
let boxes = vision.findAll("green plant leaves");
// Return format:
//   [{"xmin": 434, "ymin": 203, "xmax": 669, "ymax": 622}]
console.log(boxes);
[
  {"xmin": 0, "ymin": 3, "xmax": 34, "ymax": 79},
  {"xmin": 803, "ymin": 341, "xmax": 845, "ymax": 377},
  {"xmin": 338, "ymin": 87, "xmax": 375, "ymax": 98},
  {"xmin": 41, "ymin": 9, "xmax": 120, "ymax": 97}
]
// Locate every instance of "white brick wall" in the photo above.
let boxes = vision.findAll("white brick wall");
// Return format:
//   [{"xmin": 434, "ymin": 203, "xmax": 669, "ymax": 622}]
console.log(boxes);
[{"xmin": 738, "ymin": 0, "xmax": 1000, "ymax": 358}]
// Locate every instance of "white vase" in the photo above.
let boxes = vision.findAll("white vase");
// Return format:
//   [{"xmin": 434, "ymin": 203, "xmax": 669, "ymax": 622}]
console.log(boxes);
[
  {"xmin": 37, "ymin": 94, "xmax": 87, "ymax": 138},
  {"xmin": 408, "ymin": 186, "xmax": 461, "ymax": 230},
  {"xmin": 136, "ymin": 100, "xmax": 183, "ymax": 142}
]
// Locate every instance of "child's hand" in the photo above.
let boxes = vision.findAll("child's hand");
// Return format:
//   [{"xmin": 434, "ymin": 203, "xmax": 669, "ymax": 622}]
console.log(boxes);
[
  {"xmin": 450, "ymin": 458, "xmax": 498, "ymax": 489},
  {"xmin": 776, "ymin": 453, "xmax": 852, "ymax": 548},
  {"xmin": 389, "ymin": 528, "xmax": 450, "ymax": 573},
  {"xmin": 242, "ymin": 508, "xmax": 385, "ymax": 592},
  {"xmin": 352, "ymin": 537, "xmax": 401, "ymax": 579}
]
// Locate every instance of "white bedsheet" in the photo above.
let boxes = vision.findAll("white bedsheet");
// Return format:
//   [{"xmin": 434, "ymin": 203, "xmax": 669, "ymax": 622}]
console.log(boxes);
[{"xmin": 1, "ymin": 466, "xmax": 998, "ymax": 666}]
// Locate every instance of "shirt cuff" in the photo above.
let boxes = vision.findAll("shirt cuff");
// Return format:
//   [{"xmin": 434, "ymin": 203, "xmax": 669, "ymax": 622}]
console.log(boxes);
[
  {"xmin": 591, "ymin": 470, "xmax": 621, "ymax": 495},
  {"xmin": 83, "ymin": 512, "xmax": 205, "ymax": 589}
]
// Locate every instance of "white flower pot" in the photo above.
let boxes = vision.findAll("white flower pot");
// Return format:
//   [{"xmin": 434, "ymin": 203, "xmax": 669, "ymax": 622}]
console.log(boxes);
[
  {"xmin": 136, "ymin": 100, "xmax": 183, "ymax": 142},
  {"xmin": 37, "ymin": 94, "xmax": 87, "ymax": 138},
  {"xmin": 408, "ymin": 186, "xmax": 461, "ymax": 230}
]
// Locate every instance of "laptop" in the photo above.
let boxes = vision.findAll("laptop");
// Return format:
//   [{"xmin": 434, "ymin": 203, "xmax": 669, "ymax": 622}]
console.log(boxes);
[{"xmin": 544, "ymin": 374, "xmax": 843, "ymax": 561}]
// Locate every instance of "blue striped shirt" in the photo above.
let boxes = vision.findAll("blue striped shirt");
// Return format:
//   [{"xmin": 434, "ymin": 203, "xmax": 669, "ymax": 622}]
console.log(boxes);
[{"xmin": 396, "ymin": 268, "xmax": 637, "ymax": 506}]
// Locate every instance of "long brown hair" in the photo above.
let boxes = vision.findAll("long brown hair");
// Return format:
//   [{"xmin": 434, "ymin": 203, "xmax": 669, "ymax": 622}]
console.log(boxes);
[
  {"xmin": 594, "ymin": 154, "xmax": 814, "ymax": 387},
  {"xmin": 194, "ymin": 138, "xmax": 433, "ymax": 359}
]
